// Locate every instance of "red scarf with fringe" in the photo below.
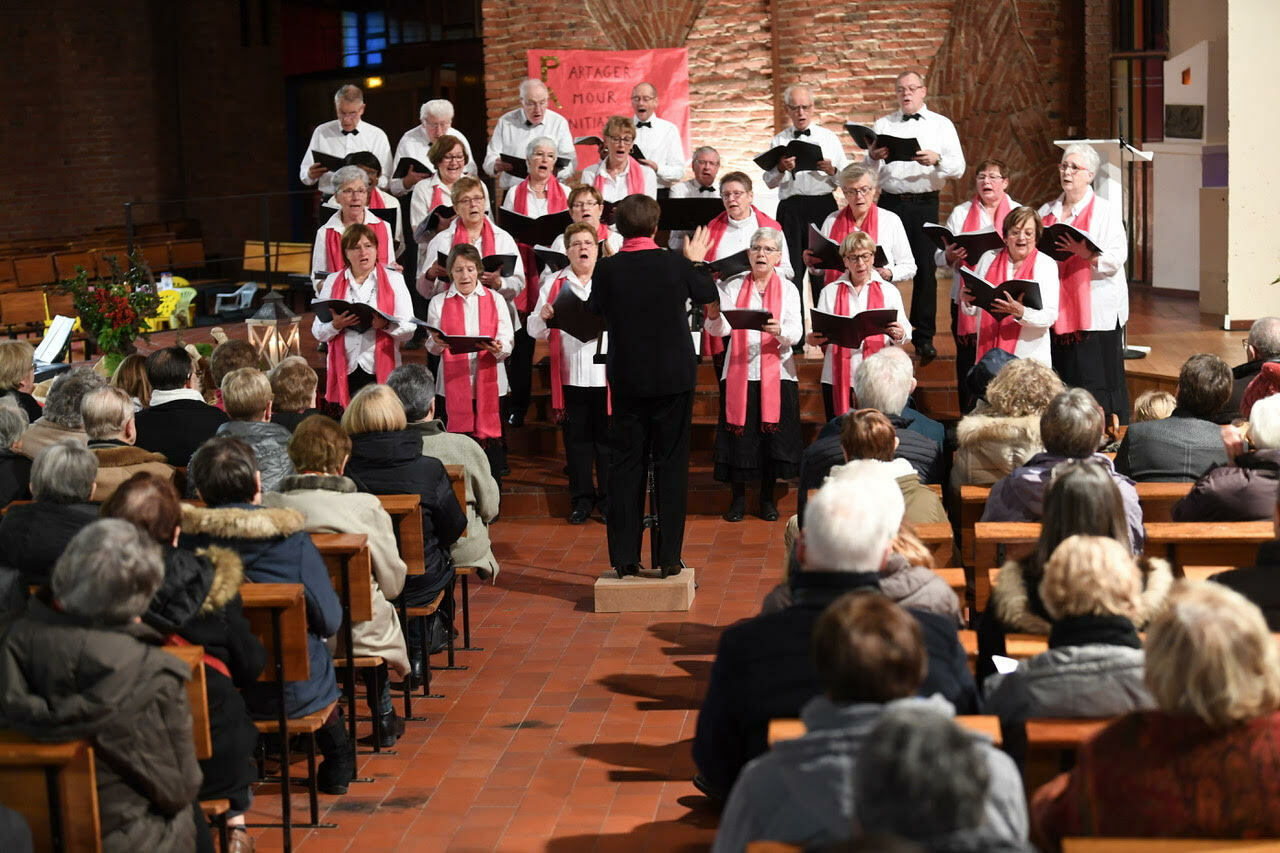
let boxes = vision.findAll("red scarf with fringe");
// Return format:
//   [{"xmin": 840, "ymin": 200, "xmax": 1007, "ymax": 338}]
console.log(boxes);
[
  {"xmin": 440, "ymin": 286, "xmax": 502, "ymax": 440},
  {"xmin": 829, "ymin": 278, "xmax": 885, "ymax": 416},
  {"xmin": 726, "ymin": 272, "xmax": 783, "ymax": 432},
  {"xmin": 324, "ymin": 264, "xmax": 398, "ymax": 409}
]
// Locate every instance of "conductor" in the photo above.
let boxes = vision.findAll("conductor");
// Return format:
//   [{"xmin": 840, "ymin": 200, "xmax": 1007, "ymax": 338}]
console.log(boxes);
[{"xmin": 587, "ymin": 194, "xmax": 720, "ymax": 579}]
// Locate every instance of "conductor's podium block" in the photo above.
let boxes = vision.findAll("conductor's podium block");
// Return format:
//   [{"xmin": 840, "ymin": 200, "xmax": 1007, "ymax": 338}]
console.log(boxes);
[{"xmin": 594, "ymin": 568, "xmax": 696, "ymax": 612}]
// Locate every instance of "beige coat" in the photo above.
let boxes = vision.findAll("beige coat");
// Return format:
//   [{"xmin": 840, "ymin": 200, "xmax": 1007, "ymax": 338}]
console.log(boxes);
[
  {"xmin": 950, "ymin": 412, "xmax": 1044, "ymax": 489},
  {"xmin": 263, "ymin": 475, "xmax": 409, "ymax": 676},
  {"xmin": 17, "ymin": 417, "xmax": 86, "ymax": 459},
  {"xmin": 90, "ymin": 443, "xmax": 175, "ymax": 502},
  {"xmin": 407, "ymin": 420, "xmax": 501, "ymax": 579}
]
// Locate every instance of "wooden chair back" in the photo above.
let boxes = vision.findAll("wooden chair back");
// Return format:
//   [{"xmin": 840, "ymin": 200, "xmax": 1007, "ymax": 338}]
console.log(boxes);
[
  {"xmin": 11, "ymin": 255, "xmax": 57, "ymax": 289},
  {"xmin": 163, "ymin": 644, "xmax": 213, "ymax": 760},
  {"xmin": 167, "ymin": 239, "xmax": 206, "ymax": 271},
  {"xmin": 444, "ymin": 464, "xmax": 468, "ymax": 537},
  {"xmin": 914, "ymin": 521, "xmax": 957, "ymax": 569},
  {"xmin": 376, "ymin": 494, "xmax": 425, "ymax": 576},
  {"xmin": 53, "ymin": 251, "xmax": 96, "ymax": 282},
  {"xmin": 1062, "ymin": 840, "xmax": 1280, "ymax": 852},
  {"xmin": 1, "ymin": 290, "xmax": 52, "ymax": 333},
  {"xmin": 0, "ymin": 732, "xmax": 102, "ymax": 853},
  {"xmin": 958, "ymin": 484, "xmax": 990, "ymax": 567},
  {"xmin": 767, "ymin": 715, "xmax": 1002, "ymax": 748},
  {"xmin": 1134, "ymin": 481, "xmax": 1194, "ymax": 523},
  {"xmin": 311, "ymin": 533, "xmax": 374, "ymax": 622},
  {"xmin": 973, "ymin": 521, "xmax": 1041, "ymax": 611},
  {"xmin": 1144, "ymin": 521, "xmax": 1272, "ymax": 574},
  {"xmin": 272, "ymin": 242, "xmax": 312, "ymax": 276},
  {"xmin": 1024, "ymin": 717, "xmax": 1111, "ymax": 793},
  {"xmin": 242, "ymin": 240, "xmax": 270, "ymax": 273},
  {"xmin": 240, "ymin": 583, "xmax": 310, "ymax": 682}
]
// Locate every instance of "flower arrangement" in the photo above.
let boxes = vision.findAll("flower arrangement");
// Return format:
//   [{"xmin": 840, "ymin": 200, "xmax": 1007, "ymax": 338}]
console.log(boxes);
[{"xmin": 59, "ymin": 252, "xmax": 161, "ymax": 357}]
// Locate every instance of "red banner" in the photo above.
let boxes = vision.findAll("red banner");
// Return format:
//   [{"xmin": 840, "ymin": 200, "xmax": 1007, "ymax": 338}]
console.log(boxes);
[{"xmin": 527, "ymin": 48, "xmax": 690, "ymax": 170}]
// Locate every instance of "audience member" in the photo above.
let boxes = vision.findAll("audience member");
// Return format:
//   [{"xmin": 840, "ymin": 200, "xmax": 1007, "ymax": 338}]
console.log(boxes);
[
  {"xmin": 854, "ymin": 707, "xmax": 1033, "ymax": 853},
  {"xmin": 102, "ymin": 472, "xmax": 264, "ymax": 850},
  {"xmin": 1115, "ymin": 353, "xmax": 1230, "ymax": 481},
  {"xmin": 134, "ymin": 346, "xmax": 228, "ymax": 466},
  {"xmin": 1032, "ymin": 582, "xmax": 1280, "ymax": 848},
  {"xmin": 82, "ymin": 386, "xmax": 174, "ymax": 502},
  {"xmin": 712, "ymin": 594, "xmax": 1025, "ymax": 851},
  {"xmin": 1208, "ymin": 430, "xmax": 1280, "ymax": 630},
  {"xmin": 1227, "ymin": 317, "xmax": 1280, "ymax": 419},
  {"xmin": 208, "ymin": 338, "xmax": 259, "ymax": 410},
  {"xmin": 0, "ymin": 440, "xmax": 99, "ymax": 585},
  {"xmin": 180, "ymin": 436, "xmax": 353, "ymax": 795},
  {"xmin": 693, "ymin": 470, "xmax": 977, "ymax": 804},
  {"xmin": 110, "ymin": 353, "xmax": 152, "ymax": 410},
  {"xmin": 831, "ymin": 409, "xmax": 947, "ymax": 525},
  {"xmin": 1242, "ymin": 360, "xmax": 1280, "ymax": 419},
  {"xmin": 0, "ymin": 406, "xmax": 31, "ymax": 509},
  {"xmin": 16, "ymin": 366, "xmax": 103, "ymax": 458},
  {"xmin": 263, "ymin": 414, "xmax": 409, "ymax": 741},
  {"xmin": 388, "ymin": 363, "xmax": 501, "ymax": 579},
  {"xmin": 981, "ymin": 388, "xmax": 1143, "ymax": 549},
  {"xmin": 0, "ymin": 519, "xmax": 204, "ymax": 853},
  {"xmin": 205, "ymin": 367, "xmax": 293, "ymax": 493},
  {"xmin": 952, "ymin": 358, "xmax": 1063, "ymax": 488},
  {"xmin": 341, "ymin": 385, "xmax": 467, "ymax": 680},
  {"xmin": 0, "ymin": 340, "xmax": 41, "ymax": 422},
  {"xmin": 984, "ymin": 535, "xmax": 1156, "ymax": 762},
  {"xmin": 1173, "ymin": 392, "xmax": 1280, "ymax": 522},
  {"xmin": 1131, "ymin": 389, "xmax": 1175, "ymax": 423},
  {"xmin": 268, "ymin": 356, "xmax": 320, "ymax": 431}
]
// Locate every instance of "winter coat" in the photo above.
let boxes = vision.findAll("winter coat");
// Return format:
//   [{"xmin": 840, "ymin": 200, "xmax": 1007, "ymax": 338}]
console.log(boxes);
[
  {"xmin": 134, "ymin": 398, "xmax": 228, "ymax": 467},
  {"xmin": 407, "ymin": 419, "xmax": 501, "ymax": 579},
  {"xmin": 344, "ymin": 429, "xmax": 467, "ymax": 600},
  {"xmin": 0, "ymin": 448, "xmax": 31, "ymax": 509},
  {"xmin": 826, "ymin": 457, "xmax": 949, "ymax": 527},
  {"xmin": 1114, "ymin": 409, "xmax": 1228, "ymax": 482},
  {"xmin": 179, "ymin": 503, "xmax": 342, "ymax": 718},
  {"xmin": 1171, "ymin": 448, "xmax": 1280, "ymax": 522},
  {"xmin": 0, "ymin": 500, "xmax": 98, "ymax": 585},
  {"xmin": 264, "ymin": 474, "xmax": 410, "ymax": 676},
  {"xmin": 88, "ymin": 440, "xmax": 175, "ymax": 502},
  {"xmin": 212, "ymin": 420, "xmax": 295, "ymax": 495},
  {"xmin": 711, "ymin": 695, "xmax": 1028, "ymax": 853},
  {"xmin": 1211, "ymin": 539, "xmax": 1280, "ymax": 631},
  {"xmin": 951, "ymin": 412, "xmax": 1043, "ymax": 489},
  {"xmin": 0, "ymin": 597, "xmax": 202, "ymax": 853},
  {"xmin": 0, "ymin": 388, "xmax": 42, "ymax": 423},
  {"xmin": 15, "ymin": 417, "xmax": 86, "ymax": 459},
  {"xmin": 879, "ymin": 553, "xmax": 964, "ymax": 625}
]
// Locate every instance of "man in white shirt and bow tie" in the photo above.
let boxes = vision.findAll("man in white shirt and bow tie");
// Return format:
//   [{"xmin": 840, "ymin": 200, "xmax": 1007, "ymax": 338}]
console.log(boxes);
[
  {"xmin": 667, "ymin": 146, "xmax": 722, "ymax": 250},
  {"xmin": 630, "ymin": 82, "xmax": 688, "ymax": 198},
  {"xmin": 483, "ymin": 79, "xmax": 576, "ymax": 193},
  {"xmin": 299, "ymin": 84, "xmax": 392, "ymax": 198},
  {"xmin": 867, "ymin": 70, "xmax": 965, "ymax": 363}
]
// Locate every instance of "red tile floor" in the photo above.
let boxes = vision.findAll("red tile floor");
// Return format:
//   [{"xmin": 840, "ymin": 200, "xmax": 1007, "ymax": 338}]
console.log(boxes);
[{"xmin": 243, "ymin": 509, "xmax": 793, "ymax": 852}]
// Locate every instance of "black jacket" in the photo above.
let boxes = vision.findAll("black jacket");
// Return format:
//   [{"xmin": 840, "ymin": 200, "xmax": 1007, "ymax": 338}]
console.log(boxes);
[
  {"xmin": 588, "ymin": 247, "xmax": 718, "ymax": 397},
  {"xmin": 0, "ymin": 390, "xmax": 42, "ymax": 423},
  {"xmin": 0, "ymin": 448, "xmax": 31, "ymax": 510},
  {"xmin": 0, "ymin": 500, "xmax": 98, "ymax": 585},
  {"xmin": 135, "ymin": 398, "xmax": 229, "ymax": 466},
  {"xmin": 345, "ymin": 429, "xmax": 466, "ymax": 598},
  {"xmin": 1212, "ymin": 540, "xmax": 1280, "ymax": 632},
  {"xmin": 271, "ymin": 408, "xmax": 322, "ymax": 432},
  {"xmin": 692, "ymin": 570, "xmax": 978, "ymax": 801}
]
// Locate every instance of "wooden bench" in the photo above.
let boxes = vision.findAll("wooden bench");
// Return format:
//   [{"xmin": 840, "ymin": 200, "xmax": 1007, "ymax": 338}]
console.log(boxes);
[
  {"xmin": 375, "ymin": 494, "xmax": 428, "ymax": 720},
  {"xmin": 767, "ymin": 715, "xmax": 1002, "ymax": 748},
  {"xmin": 1, "ymin": 289, "xmax": 51, "ymax": 338},
  {"xmin": 1024, "ymin": 717, "xmax": 1111, "ymax": 793},
  {"xmin": 163, "ymin": 644, "xmax": 235, "ymax": 847},
  {"xmin": 1062, "ymin": 840, "xmax": 1280, "ymax": 852},
  {"xmin": 959, "ymin": 629, "xmax": 1048, "ymax": 673},
  {"xmin": 0, "ymin": 732, "xmax": 101, "ymax": 853},
  {"xmin": 914, "ymin": 521, "xmax": 958, "ymax": 570},
  {"xmin": 443, "ymin": 464, "xmax": 483, "ymax": 656},
  {"xmin": 972, "ymin": 521, "xmax": 1041, "ymax": 612},
  {"xmin": 1144, "ymin": 521, "xmax": 1272, "ymax": 574}
]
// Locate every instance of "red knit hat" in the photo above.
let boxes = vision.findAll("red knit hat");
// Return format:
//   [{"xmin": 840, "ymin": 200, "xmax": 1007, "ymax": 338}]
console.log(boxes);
[{"xmin": 1242, "ymin": 361, "xmax": 1280, "ymax": 418}]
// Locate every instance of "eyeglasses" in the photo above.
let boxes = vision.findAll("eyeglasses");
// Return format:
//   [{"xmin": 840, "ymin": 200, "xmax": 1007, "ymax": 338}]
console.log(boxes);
[
  {"xmin": 786, "ymin": 103, "xmax": 813, "ymax": 112},
  {"xmin": 976, "ymin": 172, "xmax": 1005, "ymax": 182},
  {"xmin": 570, "ymin": 201, "xmax": 601, "ymax": 210},
  {"xmin": 456, "ymin": 195, "xmax": 486, "ymax": 206},
  {"xmin": 748, "ymin": 245, "xmax": 780, "ymax": 254},
  {"xmin": 844, "ymin": 186, "xmax": 874, "ymax": 197},
  {"xmin": 1243, "ymin": 339, "xmax": 1254, "ymax": 354},
  {"xmin": 844, "ymin": 252, "xmax": 875, "ymax": 264},
  {"xmin": 895, "ymin": 84, "xmax": 925, "ymax": 95},
  {"xmin": 721, "ymin": 190, "xmax": 748, "ymax": 200},
  {"xmin": 605, "ymin": 135, "xmax": 635, "ymax": 145},
  {"xmin": 337, "ymin": 186, "xmax": 368, "ymax": 196},
  {"xmin": 521, "ymin": 99, "xmax": 548, "ymax": 109},
  {"xmin": 1059, "ymin": 163, "xmax": 1089, "ymax": 174},
  {"xmin": 693, "ymin": 159, "xmax": 719, "ymax": 168},
  {"xmin": 441, "ymin": 154, "xmax": 466, "ymax": 163},
  {"xmin": 631, "ymin": 94, "xmax": 657, "ymax": 103}
]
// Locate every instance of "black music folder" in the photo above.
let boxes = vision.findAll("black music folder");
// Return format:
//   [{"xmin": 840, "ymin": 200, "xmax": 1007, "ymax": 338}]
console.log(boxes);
[
  {"xmin": 392, "ymin": 157, "xmax": 433, "ymax": 180},
  {"xmin": 498, "ymin": 208, "xmax": 573, "ymax": 247},
  {"xmin": 534, "ymin": 248, "xmax": 570, "ymax": 273},
  {"xmin": 311, "ymin": 299, "xmax": 400, "ymax": 334},
  {"xmin": 658, "ymin": 196, "xmax": 725, "ymax": 231},
  {"xmin": 843, "ymin": 124, "xmax": 920, "ymax": 163},
  {"xmin": 721, "ymin": 308, "xmax": 773, "ymax": 331},
  {"xmin": 708, "ymin": 249, "xmax": 751, "ymax": 280},
  {"xmin": 499, "ymin": 153, "xmax": 571, "ymax": 180},
  {"xmin": 413, "ymin": 205, "xmax": 456, "ymax": 243},
  {"xmin": 547, "ymin": 287, "xmax": 606, "ymax": 342},
  {"xmin": 1038, "ymin": 222, "xmax": 1102, "ymax": 263},
  {"xmin": 809, "ymin": 308, "xmax": 897, "ymax": 349},
  {"xmin": 753, "ymin": 139, "xmax": 823, "ymax": 173},
  {"xmin": 958, "ymin": 268, "xmax": 1044, "ymax": 319},
  {"xmin": 422, "ymin": 326, "xmax": 495, "ymax": 354},
  {"xmin": 922, "ymin": 223, "xmax": 1006, "ymax": 259},
  {"xmin": 808, "ymin": 225, "xmax": 888, "ymax": 271},
  {"xmin": 369, "ymin": 207, "xmax": 397, "ymax": 231}
]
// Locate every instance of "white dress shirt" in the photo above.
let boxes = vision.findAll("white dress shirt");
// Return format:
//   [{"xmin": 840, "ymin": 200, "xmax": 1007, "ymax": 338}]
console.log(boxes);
[
  {"xmin": 409, "ymin": 178, "xmax": 491, "ymax": 264},
  {"xmin": 418, "ymin": 219, "xmax": 526, "ymax": 311},
  {"xmin": 311, "ymin": 267, "xmax": 416, "ymax": 375},
  {"xmin": 818, "ymin": 208, "xmax": 917, "ymax": 283},
  {"xmin": 934, "ymin": 196, "xmax": 1021, "ymax": 298},
  {"xmin": 312, "ymin": 207, "xmax": 399, "ymax": 282},
  {"xmin": 703, "ymin": 273, "xmax": 802, "ymax": 382},
  {"xmin": 299, "ymin": 119, "xmax": 392, "ymax": 195},
  {"xmin": 708, "ymin": 212, "xmax": 795, "ymax": 280},
  {"xmin": 816, "ymin": 276, "xmax": 911, "ymax": 384},
  {"xmin": 960, "ymin": 250, "xmax": 1060, "ymax": 366},
  {"xmin": 525, "ymin": 271, "xmax": 608, "ymax": 388},
  {"xmin": 872, "ymin": 107, "xmax": 965, "ymax": 194},
  {"xmin": 762, "ymin": 124, "xmax": 849, "ymax": 200},
  {"xmin": 388, "ymin": 126, "xmax": 477, "ymax": 196},
  {"xmin": 578, "ymin": 160, "xmax": 658, "ymax": 202},
  {"xmin": 424, "ymin": 285, "xmax": 515, "ymax": 396},
  {"xmin": 498, "ymin": 180, "xmax": 575, "ymax": 218},
  {"xmin": 1037, "ymin": 187, "xmax": 1129, "ymax": 330},
  {"xmin": 483, "ymin": 108, "xmax": 576, "ymax": 190},
  {"xmin": 667, "ymin": 178, "xmax": 721, "ymax": 249},
  {"xmin": 322, "ymin": 187, "xmax": 405, "ymax": 259},
  {"xmin": 633, "ymin": 114, "xmax": 687, "ymax": 187}
]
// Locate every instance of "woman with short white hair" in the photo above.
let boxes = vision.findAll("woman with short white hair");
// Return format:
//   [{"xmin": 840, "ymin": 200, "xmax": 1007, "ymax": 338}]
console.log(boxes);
[
  {"xmin": 311, "ymin": 163, "xmax": 398, "ymax": 282},
  {"xmin": 1173, "ymin": 392, "xmax": 1280, "ymax": 522},
  {"xmin": 0, "ymin": 439, "xmax": 99, "ymax": 586}
]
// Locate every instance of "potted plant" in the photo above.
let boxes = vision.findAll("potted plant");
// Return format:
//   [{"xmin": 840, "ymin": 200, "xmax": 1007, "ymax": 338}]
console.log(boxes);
[{"xmin": 59, "ymin": 251, "xmax": 162, "ymax": 375}]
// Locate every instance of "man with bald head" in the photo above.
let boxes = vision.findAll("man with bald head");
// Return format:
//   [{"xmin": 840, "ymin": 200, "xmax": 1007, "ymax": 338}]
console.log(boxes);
[
  {"xmin": 484, "ymin": 79, "xmax": 576, "ymax": 191},
  {"xmin": 630, "ymin": 82, "xmax": 688, "ymax": 197},
  {"xmin": 299, "ymin": 84, "xmax": 392, "ymax": 198}
]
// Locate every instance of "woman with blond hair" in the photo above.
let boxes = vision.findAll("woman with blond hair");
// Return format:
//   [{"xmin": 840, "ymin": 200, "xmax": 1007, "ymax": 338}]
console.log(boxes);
[
  {"xmin": 0, "ymin": 339, "xmax": 40, "ymax": 422},
  {"xmin": 1033, "ymin": 581, "xmax": 1280, "ymax": 848},
  {"xmin": 109, "ymin": 353, "xmax": 152, "ymax": 410},
  {"xmin": 952, "ymin": 357, "xmax": 1065, "ymax": 488}
]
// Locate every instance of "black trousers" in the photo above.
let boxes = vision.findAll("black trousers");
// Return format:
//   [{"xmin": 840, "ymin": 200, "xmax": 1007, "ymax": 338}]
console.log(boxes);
[
  {"xmin": 777, "ymin": 194, "xmax": 838, "ymax": 322},
  {"xmin": 879, "ymin": 191, "xmax": 940, "ymax": 345},
  {"xmin": 951, "ymin": 302, "xmax": 978, "ymax": 412},
  {"xmin": 1051, "ymin": 324, "xmax": 1131, "ymax": 425},
  {"xmin": 505, "ymin": 311, "xmax": 535, "ymax": 421},
  {"xmin": 347, "ymin": 366, "xmax": 377, "ymax": 400},
  {"xmin": 563, "ymin": 385, "xmax": 610, "ymax": 509},
  {"xmin": 606, "ymin": 390, "xmax": 693, "ymax": 569}
]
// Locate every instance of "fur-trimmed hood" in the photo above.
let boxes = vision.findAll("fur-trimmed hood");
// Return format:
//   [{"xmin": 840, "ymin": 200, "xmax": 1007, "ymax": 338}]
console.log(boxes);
[
  {"xmin": 955, "ymin": 412, "xmax": 1043, "ymax": 448},
  {"xmin": 992, "ymin": 554, "xmax": 1175, "ymax": 634},
  {"xmin": 90, "ymin": 444, "xmax": 171, "ymax": 468},
  {"xmin": 277, "ymin": 473, "xmax": 357, "ymax": 494},
  {"xmin": 143, "ymin": 544, "xmax": 245, "ymax": 634},
  {"xmin": 197, "ymin": 545, "xmax": 244, "ymax": 614},
  {"xmin": 181, "ymin": 503, "xmax": 306, "ymax": 540}
]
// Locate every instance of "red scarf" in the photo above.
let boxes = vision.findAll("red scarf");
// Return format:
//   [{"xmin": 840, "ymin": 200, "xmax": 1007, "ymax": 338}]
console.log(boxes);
[
  {"xmin": 825, "ymin": 204, "xmax": 881, "ymax": 286},
  {"xmin": 726, "ymin": 273, "xmax": 783, "ymax": 432},
  {"xmin": 706, "ymin": 207, "xmax": 782, "ymax": 259},
  {"xmin": 595, "ymin": 223, "xmax": 611, "ymax": 244},
  {"xmin": 975, "ymin": 249, "xmax": 1040, "ymax": 361},
  {"xmin": 324, "ymin": 265, "xmax": 399, "ymax": 409},
  {"xmin": 451, "ymin": 217, "xmax": 497, "ymax": 257},
  {"xmin": 620, "ymin": 236, "xmax": 658, "ymax": 252},
  {"xmin": 368, "ymin": 188, "xmax": 386, "ymax": 210},
  {"xmin": 324, "ymin": 216, "xmax": 390, "ymax": 274},
  {"xmin": 512, "ymin": 180, "xmax": 568, "ymax": 313},
  {"xmin": 440, "ymin": 286, "xmax": 503, "ymax": 440},
  {"xmin": 166, "ymin": 634, "xmax": 231, "ymax": 679},
  {"xmin": 595, "ymin": 157, "xmax": 647, "ymax": 197},
  {"xmin": 829, "ymin": 278, "xmax": 886, "ymax": 416},
  {"xmin": 1044, "ymin": 194, "xmax": 1095, "ymax": 336},
  {"xmin": 546, "ymin": 275, "xmax": 570, "ymax": 422},
  {"xmin": 427, "ymin": 183, "xmax": 445, "ymax": 215},
  {"xmin": 955, "ymin": 196, "xmax": 1014, "ymax": 338}
]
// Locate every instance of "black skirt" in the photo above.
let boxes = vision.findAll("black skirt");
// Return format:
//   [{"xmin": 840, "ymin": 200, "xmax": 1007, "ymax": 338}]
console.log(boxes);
[{"xmin": 714, "ymin": 379, "xmax": 802, "ymax": 483}]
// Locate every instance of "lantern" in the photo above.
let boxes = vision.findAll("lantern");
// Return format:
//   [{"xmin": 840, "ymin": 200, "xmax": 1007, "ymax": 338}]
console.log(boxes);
[{"xmin": 245, "ymin": 291, "xmax": 301, "ymax": 368}]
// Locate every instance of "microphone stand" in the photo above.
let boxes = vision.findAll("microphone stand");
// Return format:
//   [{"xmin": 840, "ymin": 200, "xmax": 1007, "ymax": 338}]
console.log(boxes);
[{"xmin": 1117, "ymin": 109, "xmax": 1147, "ymax": 361}]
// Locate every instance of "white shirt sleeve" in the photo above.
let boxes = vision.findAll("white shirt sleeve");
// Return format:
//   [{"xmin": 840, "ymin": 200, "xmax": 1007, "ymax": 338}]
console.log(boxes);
[
  {"xmin": 524, "ymin": 280, "xmax": 554, "ymax": 340},
  {"xmin": 299, "ymin": 125, "xmax": 324, "ymax": 186},
  {"xmin": 879, "ymin": 210, "xmax": 918, "ymax": 283}
]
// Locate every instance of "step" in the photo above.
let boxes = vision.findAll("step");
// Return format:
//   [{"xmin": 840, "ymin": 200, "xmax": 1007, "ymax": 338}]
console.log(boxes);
[{"xmin": 503, "ymin": 418, "xmax": 825, "ymax": 458}]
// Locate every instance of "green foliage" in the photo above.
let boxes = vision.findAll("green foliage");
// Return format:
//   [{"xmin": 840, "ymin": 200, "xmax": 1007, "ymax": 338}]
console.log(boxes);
[{"xmin": 58, "ymin": 252, "xmax": 161, "ymax": 356}]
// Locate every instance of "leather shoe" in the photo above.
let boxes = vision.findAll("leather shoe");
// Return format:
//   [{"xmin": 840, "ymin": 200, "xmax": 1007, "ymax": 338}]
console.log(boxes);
[
  {"xmin": 914, "ymin": 341, "xmax": 937, "ymax": 363},
  {"xmin": 759, "ymin": 501, "xmax": 779, "ymax": 522},
  {"xmin": 375, "ymin": 708, "xmax": 405, "ymax": 748},
  {"xmin": 722, "ymin": 500, "xmax": 746, "ymax": 523},
  {"xmin": 615, "ymin": 564, "xmax": 640, "ymax": 579},
  {"xmin": 660, "ymin": 564, "xmax": 683, "ymax": 578},
  {"xmin": 568, "ymin": 507, "xmax": 591, "ymax": 525}
]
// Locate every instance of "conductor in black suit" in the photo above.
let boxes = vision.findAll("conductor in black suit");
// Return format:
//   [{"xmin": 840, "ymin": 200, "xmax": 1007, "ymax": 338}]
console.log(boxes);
[{"xmin": 587, "ymin": 194, "xmax": 720, "ymax": 578}]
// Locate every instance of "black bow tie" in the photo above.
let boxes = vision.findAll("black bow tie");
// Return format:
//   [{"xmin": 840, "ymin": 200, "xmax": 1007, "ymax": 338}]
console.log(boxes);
[
  {"xmin": 697, "ymin": 185, "xmax": 716, "ymax": 192},
  {"xmin": 524, "ymin": 120, "xmax": 536, "ymax": 128},
  {"xmin": 902, "ymin": 113, "xmax": 922, "ymax": 121},
  {"xmin": 341, "ymin": 128, "xmax": 359, "ymax": 135},
  {"xmin": 793, "ymin": 128, "xmax": 810, "ymax": 138},
  {"xmin": 636, "ymin": 120, "xmax": 652, "ymax": 129}
]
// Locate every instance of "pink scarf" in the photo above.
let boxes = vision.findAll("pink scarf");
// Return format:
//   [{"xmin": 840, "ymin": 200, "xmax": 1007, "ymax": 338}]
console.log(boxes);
[
  {"xmin": 440, "ymin": 286, "xmax": 502, "ymax": 440},
  {"xmin": 955, "ymin": 195, "xmax": 1014, "ymax": 338},
  {"xmin": 726, "ymin": 272, "xmax": 783, "ymax": 432},
  {"xmin": 595, "ymin": 157, "xmax": 647, "ymax": 197},
  {"xmin": 829, "ymin": 278, "xmax": 886, "ymax": 417},
  {"xmin": 706, "ymin": 207, "xmax": 782, "ymax": 259},
  {"xmin": 451, "ymin": 217, "xmax": 497, "ymax": 257},
  {"xmin": 620, "ymin": 236, "xmax": 658, "ymax": 252},
  {"xmin": 825, "ymin": 204, "xmax": 881, "ymax": 286},
  {"xmin": 324, "ymin": 217, "xmax": 390, "ymax": 274},
  {"xmin": 975, "ymin": 249, "xmax": 1040, "ymax": 361},
  {"xmin": 1045, "ymin": 195, "xmax": 1095, "ymax": 337},
  {"xmin": 324, "ymin": 265, "xmax": 398, "ymax": 409},
  {"xmin": 512, "ymin": 180, "xmax": 568, "ymax": 313}
]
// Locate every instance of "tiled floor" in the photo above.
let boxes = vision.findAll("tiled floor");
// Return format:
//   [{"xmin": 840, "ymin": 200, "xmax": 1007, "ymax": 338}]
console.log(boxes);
[{"xmin": 244, "ymin": 510, "xmax": 792, "ymax": 852}]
